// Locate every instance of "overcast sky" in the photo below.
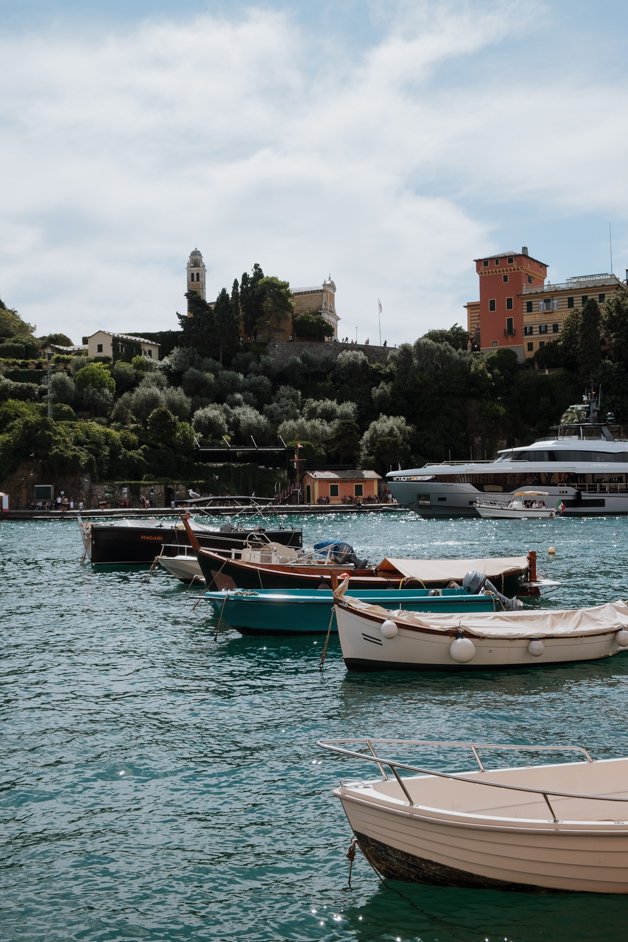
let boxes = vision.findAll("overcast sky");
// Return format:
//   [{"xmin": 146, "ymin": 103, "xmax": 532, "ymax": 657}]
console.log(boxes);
[{"xmin": 2, "ymin": 0, "xmax": 628, "ymax": 347}]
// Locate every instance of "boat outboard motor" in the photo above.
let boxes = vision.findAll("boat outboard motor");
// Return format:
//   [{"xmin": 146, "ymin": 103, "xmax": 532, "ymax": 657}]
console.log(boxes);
[
  {"xmin": 314, "ymin": 540, "xmax": 368, "ymax": 568},
  {"xmin": 462, "ymin": 570, "xmax": 523, "ymax": 610}
]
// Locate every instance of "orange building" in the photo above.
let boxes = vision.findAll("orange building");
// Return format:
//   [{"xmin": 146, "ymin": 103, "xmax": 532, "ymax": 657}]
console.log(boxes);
[
  {"xmin": 301, "ymin": 470, "xmax": 381, "ymax": 505},
  {"xmin": 472, "ymin": 247, "xmax": 548, "ymax": 358}
]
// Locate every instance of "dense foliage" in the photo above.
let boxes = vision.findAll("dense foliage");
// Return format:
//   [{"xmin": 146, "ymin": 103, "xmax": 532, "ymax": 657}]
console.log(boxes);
[{"xmin": 2, "ymin": 280, "xmax": 628, "ymax": 493}]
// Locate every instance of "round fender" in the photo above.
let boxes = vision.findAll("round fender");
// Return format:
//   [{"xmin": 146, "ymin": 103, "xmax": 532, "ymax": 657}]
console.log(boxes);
[
  {"xmin": 615, "ymin": 629, "xmax": 628, "ymax": 647},
  {"xmin": 449, "ymin": 636, "xmax": 475, "ymax": 663},
  {"xmin": 527, "ymin": 638, "xmax": 545, "ymax": 657},
  {"xmin": 381, "ymin": 619, "xmax": 398, "ymax": 639}
]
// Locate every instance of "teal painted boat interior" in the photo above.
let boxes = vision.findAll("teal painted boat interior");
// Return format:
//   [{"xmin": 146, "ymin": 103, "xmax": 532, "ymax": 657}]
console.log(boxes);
[{"xmin": 204, "ymin": 586, "xmax": 500, "ymax": 634}]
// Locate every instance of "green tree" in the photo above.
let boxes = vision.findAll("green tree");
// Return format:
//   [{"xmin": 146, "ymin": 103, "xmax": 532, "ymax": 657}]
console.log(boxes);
[
  {"xmin": 422, "ymin": 323, "xmax": 469, "ymax": 350},
  {"xmin": 359, "ymin": 414, "xmax": 413, "ymax": 475},
  {"xmin": 602, "ymin": 287, "xmax": 628, "ymax": 370},
  {"xmin": 147, "ymin": 406, "xmax": 178, "ymax": 443},
  {"xmin": 213, "ymin": 288, "xmax": 240, "ymax": 365},
  {"xmin": 293, "ymin": 312, "xmax": 334, "ymax": 341}
]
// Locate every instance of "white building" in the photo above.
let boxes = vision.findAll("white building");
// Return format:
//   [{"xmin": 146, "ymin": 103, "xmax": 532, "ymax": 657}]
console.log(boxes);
[{"xmin": 84, "ymin": 331, "xmax": 160, "ymax": 361}]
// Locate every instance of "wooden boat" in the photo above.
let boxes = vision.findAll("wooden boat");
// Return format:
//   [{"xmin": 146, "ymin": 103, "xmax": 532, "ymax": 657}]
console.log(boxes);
[
  {"xmin": 190, "ymin": 541, "xmax": 541, "ymax": 598},
  {"xmin": 333, "ymin": 585, "xmax": 628, "ymax": 670},
  {"xmin": 475, "ymin": 490, "xmax": 558, "ymax": 519},
  {"xmin": 319, "ymin": 737, "xmax": 628, "ymax": 893},
  {"xmin": 203, "ymin": 585, "xmax": 513, "ymax": 636},
  {"xmin": 80, "ymin": 516, "xmax": 302, "ymax": 565}
]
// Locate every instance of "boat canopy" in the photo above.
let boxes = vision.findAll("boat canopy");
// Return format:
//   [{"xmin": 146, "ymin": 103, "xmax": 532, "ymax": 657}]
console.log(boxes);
[
  {"xmin": 376, "ymin": 555, "xmax": 530, "ymax": 582},
  {"xmin": 356, "ymin": 598, "xmax": 628, "ymax": 639}
]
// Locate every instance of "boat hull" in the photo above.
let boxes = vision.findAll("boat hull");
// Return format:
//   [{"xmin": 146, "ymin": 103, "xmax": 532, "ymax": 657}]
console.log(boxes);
[
  {"xmin": 204, "ymin": 588, "xmax": 500, "ymax": 635},
  {"xmin": 338, "ymin": 776, "xmax": 628, "ymax": 893},
  {"xmin": 388, "ymin": 480, "xmax": 628, "ymax": 518},
  {"xmin": 85, "ymin": 521, "xmax": 302, "ymax": 564},
  {"xmin": 197, "ymin": 549, "xmax": 531, "ymax": 597}
]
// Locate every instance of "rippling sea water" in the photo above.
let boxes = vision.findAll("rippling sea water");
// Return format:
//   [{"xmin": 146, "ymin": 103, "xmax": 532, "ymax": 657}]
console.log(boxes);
[{"xmin": 2, "ymin": 512, "xmax": 628, "ymax": 941}]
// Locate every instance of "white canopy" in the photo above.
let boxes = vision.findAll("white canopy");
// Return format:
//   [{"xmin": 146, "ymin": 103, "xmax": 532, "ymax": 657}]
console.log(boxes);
[
  {"xmin": 360, "ymin": 598, "xmax": 628, "ymax": 639},
  {"xmin": 377, "ymin": 555, "xmax": 529, "ymax": 582}
]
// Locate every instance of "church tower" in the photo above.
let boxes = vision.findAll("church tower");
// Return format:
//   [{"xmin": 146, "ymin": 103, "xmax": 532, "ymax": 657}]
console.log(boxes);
[{"xmin": 186, "ymin": 248, "xmax": 206, "ymax": 311}]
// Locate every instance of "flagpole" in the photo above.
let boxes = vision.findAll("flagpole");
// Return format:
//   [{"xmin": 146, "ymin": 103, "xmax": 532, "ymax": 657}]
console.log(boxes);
[{"xmin": 378, "ymin": 299, "xmax": 382, "ymax": 346}]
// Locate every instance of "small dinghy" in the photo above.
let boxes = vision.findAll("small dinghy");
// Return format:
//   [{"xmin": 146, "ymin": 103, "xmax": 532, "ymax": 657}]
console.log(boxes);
[{"xmin": 319, "ymin": 737, "xmax": 628, "ymax": 893}]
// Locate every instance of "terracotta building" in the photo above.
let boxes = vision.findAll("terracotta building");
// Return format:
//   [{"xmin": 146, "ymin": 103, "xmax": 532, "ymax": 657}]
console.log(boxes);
[
  {"xmin": 301, "ymin": 470, "xmax": 381, "ymax": 505},
  {"xmin": 466, "ymin": 246, "xmax": 626, "ymax": 360}
]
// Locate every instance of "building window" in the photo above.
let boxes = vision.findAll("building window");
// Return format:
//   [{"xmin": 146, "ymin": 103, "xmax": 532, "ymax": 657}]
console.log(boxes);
[
  {"xmin": 582, "ymin": 296, "xmax": 588, "ymax": 305},
  {"xmin": 97, "ymin": 343, "xmax": 103, "ymax": 352},
  {"xmin": 552, "ymin": 323, "xmax": 559, "ymax": 333},
  {"xmin": 489, "ymin": 299, "xmax": 496, "ymax": 312},
  {"xmin": 507, "ymin": 256, "xmax": 514, "ymax": 263},
  {"xmin": 539, "ymin": 341, "xmax": 545, "ymax": 349},
  {"xmin": 146, "ymin": 349, "xmax": 153, "ymax": 358},
  {"xmin": 494, "ymin": 258, "xmax": 500, "ymax": 265},
  {"xmin": 526, "ymin": 301, "xmax": 533, "ymax": 313},
  {"xmin": 599, "ymin": 293, "xmax": 605, "ymax": 303},
  {"xmin": 539, "ymin": 324, "xmax": 548, "ymax": 334},
  {"xmin": 541, "ymin": 298, "xmax": 553, "ymax": 312},
  {"xmin": 506, "ymin": 297, "xmax": 513, "ymax": 310},
  {"xmin": 528, "ymin": 275, "xmax": 533, "ymax": 284},
  {"xmin": 527, "ymin": 342, "xmax": 534, "ymax": 352},
  {"xmin": 567, "ymin": 296, "xmax": 574, "ymax": 308},
  {"xmin": 523, "ymin": 325, "xmax": 533, "ymax": 336},
  {"xmin": 491, "ymin": 340, "xmax": 498, "ymax": 347},
  {"xmin": 505, "ymin": 317, "xmax": 514, "ymax": 336},
  {"xmin": 483, "ymin": 259, "xmax": 489, "ymax": 267},
  {"xmin": 502, "ymin": 274, "xmax": 509, "ymax": 283},
  {"xmin": 329, "ymin": 484, "xmax": 339, "ymax": 497},
  {"xmin": 354, "ymin": 484, "xmax": 363, "ymax": 497}
]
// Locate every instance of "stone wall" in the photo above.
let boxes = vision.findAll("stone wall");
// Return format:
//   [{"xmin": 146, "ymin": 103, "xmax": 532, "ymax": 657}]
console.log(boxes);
[{"xmin": 266, "ymin": 339, "xmax": 393, "ymax": 367}]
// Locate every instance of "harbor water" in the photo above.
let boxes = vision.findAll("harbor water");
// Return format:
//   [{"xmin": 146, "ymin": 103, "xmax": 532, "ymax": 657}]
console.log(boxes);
[{"xmin": 3, "ymin": 512, "xmax": 628, "ymax": 941}]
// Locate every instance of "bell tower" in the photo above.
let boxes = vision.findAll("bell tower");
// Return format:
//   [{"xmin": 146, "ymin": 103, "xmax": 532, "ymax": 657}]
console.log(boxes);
[{"xmin": 186, "ymin": 248, "xmax": 206, "ymax": 311}]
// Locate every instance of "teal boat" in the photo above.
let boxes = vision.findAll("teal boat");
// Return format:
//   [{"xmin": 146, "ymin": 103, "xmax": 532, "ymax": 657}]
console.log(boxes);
[{"xmin": 204, "ymin": 586, "xmax": 510, "ymax": 636}]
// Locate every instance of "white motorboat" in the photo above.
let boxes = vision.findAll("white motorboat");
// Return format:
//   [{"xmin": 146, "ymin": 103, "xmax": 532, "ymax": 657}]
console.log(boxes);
[
  {"xmin": 319, "ymin": 737, "xmax": 628, "ymax": 893},
  {"xmin": 474, "ymin": 490, "xmax": 558, "ymax": 519},
  {"xmin": 332, "ymin": 584, "xmax": 628, "ymax": 670},
  {"xmin": 155, "ymin": 548, "xmax": 204, "ymax": 584},
  {"xmin": 387, "ymin": 393, "xmax": 628, "ymax": 517}
]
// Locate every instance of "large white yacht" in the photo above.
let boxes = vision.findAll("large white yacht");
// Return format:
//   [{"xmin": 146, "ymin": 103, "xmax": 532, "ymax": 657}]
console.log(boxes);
[{"xmin": 387, "ymin": 395, "xmax": 628, "ymax": 517}]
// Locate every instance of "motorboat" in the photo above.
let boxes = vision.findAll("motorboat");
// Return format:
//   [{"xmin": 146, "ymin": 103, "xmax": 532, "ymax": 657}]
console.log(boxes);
[
  {"xmin": 154, "ymin": 546, "xmax": 204, "ymax": 584},
  {"xmin": 318, "ymin": 737, "xmax": 628, "ymax": 893},
  {"xmin": 387, "ymin": 392, "xmax": 628, "ymax": 517},
  {"xmin": 80, "ymin": 516, "xmax": 302, "ymax": 564},
  {"xmin": 332, "ymin": 582, "xmax": 628, "ymax": 670},
  {"xmin": 474, "ymin": 490, "xmax": 558, "ymax": 519},
  {"xmin": 203, "ymin": 577, "xmax": 520, "ymax": 636}
]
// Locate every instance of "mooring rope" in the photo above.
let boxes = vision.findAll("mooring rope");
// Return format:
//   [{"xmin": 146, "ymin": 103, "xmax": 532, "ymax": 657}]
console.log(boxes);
[{"xmin": 319, "ymin": 606, "xmax": 336, "ymax": 672}]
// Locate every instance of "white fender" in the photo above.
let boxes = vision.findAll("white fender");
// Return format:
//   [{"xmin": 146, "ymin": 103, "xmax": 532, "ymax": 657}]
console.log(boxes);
[
  {"xmin": 449, "ymin": 636, "xmax": 475, "ymax": 663},
  {"xmin": 527, "ymin": 638, "xmax": 545, "ymax": 657},
  {"xmin": 381, "ymin": 619, "xmax": 398, "ymax": 639}
]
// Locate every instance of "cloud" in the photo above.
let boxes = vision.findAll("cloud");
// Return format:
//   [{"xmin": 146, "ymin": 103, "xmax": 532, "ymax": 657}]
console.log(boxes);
[{"xmin": 1, "ymin": 0, "xmax": 627, "ymax": 346}]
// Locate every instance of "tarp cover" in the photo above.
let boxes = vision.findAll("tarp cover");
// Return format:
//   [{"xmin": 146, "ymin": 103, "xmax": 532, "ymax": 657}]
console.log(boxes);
[
  {"xmin": 376, "ymin": 555, "xmax": 529, "ymax": 582},
  {"xmin": 355, "ymin": 598, "xmax": 628, "ymax": 639}
]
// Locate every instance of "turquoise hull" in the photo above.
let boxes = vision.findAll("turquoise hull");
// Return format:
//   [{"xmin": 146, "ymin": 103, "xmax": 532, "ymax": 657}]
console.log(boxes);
[{"xmin": 204, "ymin": 587, "xmax": 500, "ymax": 636}]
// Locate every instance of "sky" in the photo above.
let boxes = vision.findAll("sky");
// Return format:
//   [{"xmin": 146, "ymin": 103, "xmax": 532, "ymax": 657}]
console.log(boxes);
[{"xmin": 2, "ymin": 0, "xmax": 628, "ymax": 348}]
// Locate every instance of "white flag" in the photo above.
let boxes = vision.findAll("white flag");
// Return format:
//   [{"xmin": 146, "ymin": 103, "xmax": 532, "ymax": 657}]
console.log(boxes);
[{"xmin": 378, "ymin": 298, "xmax": 383, "ymax": 314}]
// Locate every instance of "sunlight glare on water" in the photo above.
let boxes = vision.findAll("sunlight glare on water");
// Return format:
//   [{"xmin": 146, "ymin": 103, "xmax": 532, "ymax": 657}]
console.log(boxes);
[{"xmin": 2, "ymin": 513, "xmax": 628, "ymax": 940}]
